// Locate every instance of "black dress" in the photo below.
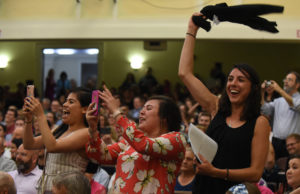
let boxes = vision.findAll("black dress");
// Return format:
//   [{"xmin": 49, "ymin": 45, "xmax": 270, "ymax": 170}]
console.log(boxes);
[{"xmin": 192, "ymin": 111, "xmax": 257, "ymax": 194}]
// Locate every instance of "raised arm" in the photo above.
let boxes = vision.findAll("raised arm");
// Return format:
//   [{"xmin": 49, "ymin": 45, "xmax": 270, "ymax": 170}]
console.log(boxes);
[
  {"xmin": 270, "ymin": 80, "xmax": 298, "ymax": 108},
  {"xmin": 24, "ymin": 97, "xmax": 89, "ymax": 153},
  {"xmin": 116, "ymin": 117, "xmax": 187, "ymax": 160},
  {"xmin": 85, "ymin": 99, "xmax": 123, "ymax": 165},
  {"xmin": 97, "ymin": 85, "xmax": 187, "ymax": 160},
  {"xmin": 178, "ymin": 13, "xmax": 219, "ymax": 116},
  {"xmin": 22, "ymin": 98, "xmax": 44, "ymax": 150}
]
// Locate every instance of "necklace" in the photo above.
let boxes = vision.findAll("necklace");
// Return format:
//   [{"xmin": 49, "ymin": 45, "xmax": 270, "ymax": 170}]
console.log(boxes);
[{"xmin": 228, "ymin": 118, "xmax": 233, "ymax": 128}]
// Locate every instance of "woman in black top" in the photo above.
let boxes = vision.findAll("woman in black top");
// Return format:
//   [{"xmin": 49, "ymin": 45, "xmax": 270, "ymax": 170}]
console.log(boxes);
[{"xmin": 178, "ymin": 13, "xmax": 270, "ymax": 194}]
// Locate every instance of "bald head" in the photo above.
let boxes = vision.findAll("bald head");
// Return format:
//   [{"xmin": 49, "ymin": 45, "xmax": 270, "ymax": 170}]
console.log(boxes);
[
  {"xmin": 16, "ymin": 144, "xmax": 39, "ymax": 174},
  {"xmin": 12, "ymin": 126, "xmax": 24, "ymax": 139},
  {"xmin": 0, "ymin": 171, "xmax": 16, "ymax": 194}
]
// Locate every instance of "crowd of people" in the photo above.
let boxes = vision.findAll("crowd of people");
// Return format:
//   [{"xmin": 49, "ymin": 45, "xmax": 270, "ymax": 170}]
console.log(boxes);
[{"xmin": 0, "ymin": 14, "xmax": 300, "ymax": 194}]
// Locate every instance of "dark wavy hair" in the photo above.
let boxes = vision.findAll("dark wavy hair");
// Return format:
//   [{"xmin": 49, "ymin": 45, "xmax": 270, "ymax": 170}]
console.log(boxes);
[
  {"xmin": 148, "ymin": 95, "xmax": 181, "ymax": 132},
  {"xmin": 53, "ymin": 87, "xmax": 92, "ymax": 138},
  {"xmin": 219, "ymin": 64, "xmax": 261, "ymax": 121}
]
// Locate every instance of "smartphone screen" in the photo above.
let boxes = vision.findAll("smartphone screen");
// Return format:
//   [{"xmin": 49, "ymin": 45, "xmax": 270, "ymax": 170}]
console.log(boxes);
[
  {"xmin": 91, "ymin": 90, "xmax": 99, "ymax": 116},
  {"xmin": 27, "ymin": 85, "xmax": 34, "ymax": 97}
]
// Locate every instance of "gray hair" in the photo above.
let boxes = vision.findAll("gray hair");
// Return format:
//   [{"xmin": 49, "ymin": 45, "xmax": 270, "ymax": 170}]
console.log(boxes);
[
  {"xmin": 0, "ymin": 172, "xmax": 16, "ymax": 194},
  {"xmin": 52, "ymin": 171, "xmax": 91, "ymax": 194}
]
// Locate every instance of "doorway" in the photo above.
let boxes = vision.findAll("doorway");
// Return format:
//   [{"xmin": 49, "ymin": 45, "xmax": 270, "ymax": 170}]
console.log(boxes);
[{"xmin": 42, "ymin": 48, "xmax": 99, "ymax": 99}]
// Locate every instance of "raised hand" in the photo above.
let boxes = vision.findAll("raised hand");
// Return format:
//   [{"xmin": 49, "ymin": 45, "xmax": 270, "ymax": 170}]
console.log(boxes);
[
  {"xmin": 86, "ymin": 102, "xmax": 99, "ymax": 134},
  {"xmin": 23, "ymin": 97, "xmax": 44, "ymax": 117},
  {"xmin": 99, "ymin": 85, "xmax": 119, "ymax": 114}
]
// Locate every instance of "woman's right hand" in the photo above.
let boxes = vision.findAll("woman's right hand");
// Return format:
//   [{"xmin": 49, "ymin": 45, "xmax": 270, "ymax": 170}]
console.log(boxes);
[
  {"xmin": 187, "ymin": 12, "xmax": 203, "ymax": 34},
  {"xmin": 86, "ymin": 103, "xmax": 98, "ymax": 134},
  {"xmin": 99, "ymin": 85, "xmax": 120, "ymax": 114}
]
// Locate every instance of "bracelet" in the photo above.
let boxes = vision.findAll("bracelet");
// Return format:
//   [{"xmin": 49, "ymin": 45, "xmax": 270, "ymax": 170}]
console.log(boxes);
[
  {"xmin": 112, "ymin": 109, "xmax": 122, "ymax": 119},
  {"xmin": 25, "ymin": 120, "xmax": 32, "ymax": 124},
  {"xmin": 224, "ymin": 169, "xmax": 229, "ymax": 181},
  {"xmin": 186, "ymin": 32, "xmax": 196, "ymax": 39}
]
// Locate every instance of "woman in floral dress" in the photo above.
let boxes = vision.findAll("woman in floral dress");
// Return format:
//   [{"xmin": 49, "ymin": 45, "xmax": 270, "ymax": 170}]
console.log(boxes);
[{"xmin": 86, "ymin": 86, "xmax": 187, "ymax": 194}]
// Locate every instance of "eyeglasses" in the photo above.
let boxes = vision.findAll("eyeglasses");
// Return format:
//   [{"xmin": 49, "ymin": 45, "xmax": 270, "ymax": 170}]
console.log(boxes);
[{"xmin": 286, "ymin": 141, "xmax": 299, "ymax": 148}]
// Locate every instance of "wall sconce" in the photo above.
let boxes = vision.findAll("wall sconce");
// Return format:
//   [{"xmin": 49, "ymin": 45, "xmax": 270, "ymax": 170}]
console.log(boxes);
[
  {"xmin": 130, "ymin": 55, "xmax": 143, "ymax": 70},
  {"xmin": 0, "ymin": 55, "xmax": 9, "ymax": 69}
]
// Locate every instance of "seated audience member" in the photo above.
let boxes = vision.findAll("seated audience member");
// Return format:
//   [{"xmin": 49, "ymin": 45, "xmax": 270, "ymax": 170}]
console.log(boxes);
[
  {"xmin": 175, "ymin": 146, "xmax": 196, "ymax": 192},
  {"xmin": 0, "ymin": 171, "xmax": 16, "ymax": 194},
  {"xmin": 286, "ymin": 134, "xmax": 300, "ymax": 156},
  {"xmin": 119, "ymin": 105, "xmax": 130, "ymax": 118},
  {"xmin": 42, "ymin": 98, "xmax": 51, "ymax": 114},
  {"xmin": 196, "ymin": 111, "xmax": 211, "ymax": 132},
  {"xmin": 50, "ymin": 99, "xmax": 63, "ymax": 125},
  {"xmin": 15, "ymin": 117, "xmax": 25, "ymax": 128},
  {"xmin": 0, "ymin": 137, "xmax": 16, "ymax": 172},
  {"xmin": 262, "ymin": 142, "xmax": 286, "ymax": 192},
  {"xmin": 8, "ymin": 144, "xmax": 42, "ymax": 194},
  {"xmin": 93, "ymin": 167, "xmax": 110, "ymax": 189},
  {"xmin": 46, "ymin": 111, "xmax": 58, "ymax": 129},
  {"xmin": 10, "ymin": 138, "xmax": 23, "ymax": 161},
  {"xmin": 274, "ymin": 133, "xmax": 300, "ymax": 183},
  {"xmin": 286, "ymin": 155, "xmax": 300, "ymax": 194},
  {"xmin": 12, "ymin": 125, "xmax": 24, "ymax": 139},
  {"xmin": 2, "ymin": 108, "xmax": 18, "ymax": 142},
  {"xmin": 52, "ymin": 171, "xmax": 91, "ymax": 194},
  {"xmin": 128, "ymin": 96, "xmax": 144, "ymax": 123},
  {"xmin": 0, "ymin": 123, "xmax": 11, "ymax": 158},
  {"xmin": 85, "ymin": 162, "xmax": 107, "ymax": 194}
]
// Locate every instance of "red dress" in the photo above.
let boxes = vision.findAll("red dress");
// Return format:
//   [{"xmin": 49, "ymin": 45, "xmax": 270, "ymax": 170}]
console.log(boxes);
[{"xmin": 86, "ymin": 117, "xmax": 187, "ymax": 194}]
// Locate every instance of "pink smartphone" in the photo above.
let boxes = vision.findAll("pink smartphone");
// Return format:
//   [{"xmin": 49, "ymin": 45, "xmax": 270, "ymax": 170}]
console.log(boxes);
[
  {"xmin": 27, "ymin": 85, "xmax": 34, "ymax": 97},
  {"xmin": 91, "ymin": 90, "xmax": 99, "ymax": 116}
]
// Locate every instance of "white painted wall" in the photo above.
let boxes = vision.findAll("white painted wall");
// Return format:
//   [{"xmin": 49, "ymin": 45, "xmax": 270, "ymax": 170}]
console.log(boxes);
[
  {"xmin": 0, "ymin": 0, "xmax": 299, "ymax": 40},
  {"xmin": 43, "ymin": 52, "xmax": 98, "ymax": 90}
]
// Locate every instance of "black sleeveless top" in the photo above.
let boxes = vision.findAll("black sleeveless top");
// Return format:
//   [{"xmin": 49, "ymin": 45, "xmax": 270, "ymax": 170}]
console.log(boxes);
[{"xmin": 192, "ymin": 111, "xmax": 257, "ymax": 194}]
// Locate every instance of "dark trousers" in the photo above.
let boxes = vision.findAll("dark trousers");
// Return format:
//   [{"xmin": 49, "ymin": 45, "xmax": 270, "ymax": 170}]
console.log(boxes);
[{"xmin": 272, "ymin": 137, "xmax": 289, "ymax": 160}]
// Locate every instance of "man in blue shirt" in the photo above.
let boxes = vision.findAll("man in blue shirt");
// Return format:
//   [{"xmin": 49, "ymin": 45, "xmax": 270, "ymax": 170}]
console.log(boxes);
[{"xmin": 261, "ymin": 71, "xmax": 300, "ymax": 159}]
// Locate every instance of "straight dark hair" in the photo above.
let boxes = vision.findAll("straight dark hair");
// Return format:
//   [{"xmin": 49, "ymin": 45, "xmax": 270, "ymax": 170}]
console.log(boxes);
[
  {"xmin": 219, "ymin": 64, "xmax": 261, "ymax": 121},
  {"xmin": 53, "ymin": 87, "xmax": 92, "ymax": 138},
  {"xmin": 148, "ymin": 95, "xmax": 181, "ymax": 132}
]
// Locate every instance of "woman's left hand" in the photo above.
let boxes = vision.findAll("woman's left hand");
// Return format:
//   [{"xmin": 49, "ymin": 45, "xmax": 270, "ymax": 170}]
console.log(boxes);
[
  {"xmin": 23, "ymin": 97, "xmax": 44, "ymax": 117},
  {"xmin": 194, "ymin": 153, "xmax": 217, "ymax": 176},
  {"xmin": 99, "ymin": 85, "xmax": 119, "ymax": 114}
]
